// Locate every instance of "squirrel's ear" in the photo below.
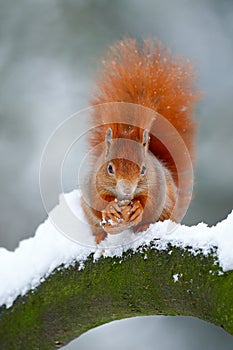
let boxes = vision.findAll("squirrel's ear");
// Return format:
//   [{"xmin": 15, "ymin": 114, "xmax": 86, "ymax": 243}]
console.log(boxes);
[
  {"xmin": 105, "ymin": 128, "xmax": 112, "ymax": 158},
  {"xmin": 142, "ymin": 129, "xmax": 150, "ymax": 152}
]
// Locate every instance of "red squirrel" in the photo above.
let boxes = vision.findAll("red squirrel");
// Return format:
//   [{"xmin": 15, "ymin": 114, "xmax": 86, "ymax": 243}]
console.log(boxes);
[{"xmin": 81, "ymin": 38, "xmax": 201, "ymax": 243}]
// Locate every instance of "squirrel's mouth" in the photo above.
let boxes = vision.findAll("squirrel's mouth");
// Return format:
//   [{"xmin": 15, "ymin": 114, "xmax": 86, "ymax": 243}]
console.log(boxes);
[
  {"xmin": 117, "ymin": 194, "xmax": 134, "ymax": 202},
  {"xmin": 116, "ymin": 179, "xmax": 137, "ymax": 202}
]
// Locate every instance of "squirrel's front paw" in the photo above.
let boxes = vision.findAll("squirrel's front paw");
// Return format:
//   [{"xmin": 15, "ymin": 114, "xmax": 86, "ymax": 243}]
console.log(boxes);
[
  {"xmin": 101, "ymin": 199, "xmax": 143, "ymax": 234},
  {"xmin": 127, "ymin": 200, "xmax": 143, "ymax": 226},
  {"xmin": 101, "ymin": 200, "xmax": 125, "ymax": 234},
  {"xmin": 122, "ymin": 200, "xmax": 143, "ymax": 227}
]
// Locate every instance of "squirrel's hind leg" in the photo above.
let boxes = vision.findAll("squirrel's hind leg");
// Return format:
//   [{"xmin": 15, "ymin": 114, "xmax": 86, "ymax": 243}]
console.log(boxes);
[
  {"xmin": 95, "ymin": 231, "xmax": 107, "ymax": 244},
  {"xmin": 132, "ymin": 223, "xmax": 151, "ymax": 234}
]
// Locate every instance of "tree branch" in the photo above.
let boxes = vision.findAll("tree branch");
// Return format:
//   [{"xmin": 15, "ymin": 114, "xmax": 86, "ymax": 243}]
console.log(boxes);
[{"xmin": 0, "ymin": 243, "xmax": 232, "ymax": 350}]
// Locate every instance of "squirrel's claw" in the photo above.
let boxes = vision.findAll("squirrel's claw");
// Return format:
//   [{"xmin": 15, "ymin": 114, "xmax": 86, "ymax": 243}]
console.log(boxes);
[{"xmin": 129, "ymin": 200, "xmax": 143, "ymax": 224}]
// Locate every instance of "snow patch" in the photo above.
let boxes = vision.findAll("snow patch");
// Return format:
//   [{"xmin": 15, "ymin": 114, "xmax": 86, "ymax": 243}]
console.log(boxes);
[
  {"xmin": 173, "ymin": 274, "xmax": 182, "ymax": 283},
  {"xmin": 0, "ymin": 189, "xmax": 232, "ymax": 309}
]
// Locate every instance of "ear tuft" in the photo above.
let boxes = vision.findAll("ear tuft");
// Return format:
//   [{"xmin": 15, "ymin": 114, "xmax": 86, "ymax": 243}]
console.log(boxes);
[{"xmin": 105, "ymin": 128, "xmax": 112, "ymax": 158}]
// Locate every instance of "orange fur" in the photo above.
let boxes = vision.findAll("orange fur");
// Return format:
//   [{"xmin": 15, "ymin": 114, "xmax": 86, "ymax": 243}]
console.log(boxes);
[{"xmin": 82, "ymin": 39, "xmax": 201, "ymax": 242}]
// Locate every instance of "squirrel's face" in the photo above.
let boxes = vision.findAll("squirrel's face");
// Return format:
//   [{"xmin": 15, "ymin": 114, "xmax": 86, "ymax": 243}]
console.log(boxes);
[
  {"xmin": 106, "ymin": 158, "xmax": 147, "ymax": 201},
  {"xmin": 96, "ymin": 158, "xmax": 148, "ymax": 202},
  {"xmin": 96, "ymin": 128, "xmax": 150, "ymax": 202}
]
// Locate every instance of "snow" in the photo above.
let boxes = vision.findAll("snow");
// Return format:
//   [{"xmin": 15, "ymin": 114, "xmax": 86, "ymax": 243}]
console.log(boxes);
[
  {"xmin": 173, "ymin": 274, "xmax": 179, "ymax": 283},
  {"xmin": 0, "ymin": 189, "xmax": 233, "ymax": 309},
  {"xmin": 173, "ymin": 273, "xmax": 183, "ymax": 283}
]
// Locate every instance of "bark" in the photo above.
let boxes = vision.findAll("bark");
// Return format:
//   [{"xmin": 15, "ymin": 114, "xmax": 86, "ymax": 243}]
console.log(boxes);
[{"xmin": 0, "ymin": 244, "xmax": 232, "ymax": 349}]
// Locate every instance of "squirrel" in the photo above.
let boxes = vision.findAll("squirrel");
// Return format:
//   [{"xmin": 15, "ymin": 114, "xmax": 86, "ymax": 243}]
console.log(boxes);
[{"xmin": 81, "ymin": 38, "xmax": 201, "ymax": 244}]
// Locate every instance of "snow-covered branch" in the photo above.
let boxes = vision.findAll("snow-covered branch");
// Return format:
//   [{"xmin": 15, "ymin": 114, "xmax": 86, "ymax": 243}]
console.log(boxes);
[{"xmin": 0, "ymin": 190, "xmax": 232, "ymax": 349}]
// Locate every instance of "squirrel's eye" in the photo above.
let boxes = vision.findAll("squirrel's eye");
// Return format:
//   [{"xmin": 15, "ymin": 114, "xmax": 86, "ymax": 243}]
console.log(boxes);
[
  {"xmin": 108, "ymin": 164, "xmax": 114, "ymax": 175},
  {"xmin": 141, "ymin": 165, "xmax": 146, "ymax": 175}
]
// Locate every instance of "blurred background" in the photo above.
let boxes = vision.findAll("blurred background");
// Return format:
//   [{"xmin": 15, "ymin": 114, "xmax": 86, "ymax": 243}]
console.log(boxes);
[{"xmin": 0, "ymin": 0, "xmax": 233, "ymax": 348}]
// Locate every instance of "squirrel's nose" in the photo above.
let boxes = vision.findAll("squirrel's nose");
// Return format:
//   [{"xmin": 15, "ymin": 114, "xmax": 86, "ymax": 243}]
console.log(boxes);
[{"xmin": 117, "ymin": 179, "xmax": 137, "ymax": 200}]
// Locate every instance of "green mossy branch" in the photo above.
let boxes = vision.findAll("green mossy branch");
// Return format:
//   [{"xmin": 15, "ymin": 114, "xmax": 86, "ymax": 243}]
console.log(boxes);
[{"xmin": 0, "ymin": 244, "xmax": 232, "ymax": 350}]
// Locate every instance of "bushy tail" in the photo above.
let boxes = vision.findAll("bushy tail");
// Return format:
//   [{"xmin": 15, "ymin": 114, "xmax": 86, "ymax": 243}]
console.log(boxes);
[{"xmin": 90, "ymin": 38, "xmax": 201, "ymax": 184}]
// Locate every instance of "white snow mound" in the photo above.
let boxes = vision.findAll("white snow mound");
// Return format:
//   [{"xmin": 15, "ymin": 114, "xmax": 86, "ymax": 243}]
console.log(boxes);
[{"xmin": 0, "ymin": 189, "xmax": 232, "ymax": 309}]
